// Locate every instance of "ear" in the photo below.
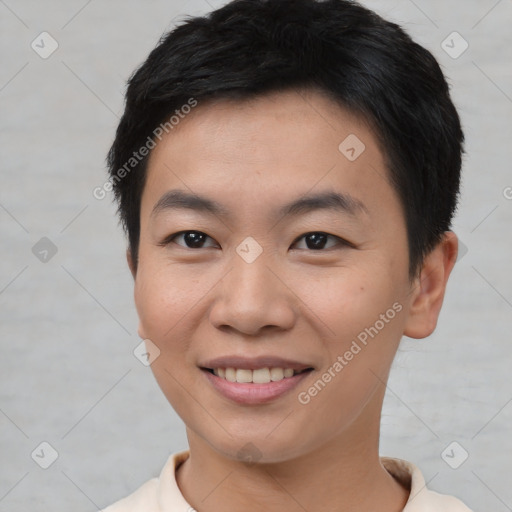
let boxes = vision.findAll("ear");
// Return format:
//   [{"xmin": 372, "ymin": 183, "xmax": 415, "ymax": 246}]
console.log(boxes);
[
  {"xmin": 403, "ymin": 231, "xmax": 459, "ymax": 339},
  {"xmin": 126, "ymin": 249, "xmax": 136, "ymax": 279},
  {"xmin": 127, "ymin": 249, "xmax": 145, "ymax": 337}
]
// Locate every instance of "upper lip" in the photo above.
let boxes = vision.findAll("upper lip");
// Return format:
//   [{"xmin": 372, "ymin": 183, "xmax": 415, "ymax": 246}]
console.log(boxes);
[{"xmin": 200, "ymin": 356, "xmax": 313, "ymax": 371}]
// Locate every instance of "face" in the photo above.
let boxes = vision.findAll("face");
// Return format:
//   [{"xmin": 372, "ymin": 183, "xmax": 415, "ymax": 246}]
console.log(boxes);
[{"xmin": 133, "ymin": 89, "xmax": 418, "ymax": 463}]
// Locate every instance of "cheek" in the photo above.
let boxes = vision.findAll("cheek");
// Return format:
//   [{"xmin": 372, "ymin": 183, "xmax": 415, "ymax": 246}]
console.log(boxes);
[
  {"xmin": 134, "ymin": 261, "xmax": 199, "ymax": 341},
  {"xmin": 294, "ymin": 280, "xmax": 405, "ymax": 434},
  {"xmin": 295, "ymin": 270, "xmax": 386, "ymax": 337},
  {"xmin": 299, "ymin": 268, "xmax": 406, "ymax": 368},
  {"xmin": 133, "ymin": 263, "xmax": 204, "ymax": 400}
]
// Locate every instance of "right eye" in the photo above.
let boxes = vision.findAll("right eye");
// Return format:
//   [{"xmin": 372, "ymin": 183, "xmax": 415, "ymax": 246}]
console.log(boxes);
[{"xmin": 162, "ymin": 230, "xmax": 219, "ymax": 249}]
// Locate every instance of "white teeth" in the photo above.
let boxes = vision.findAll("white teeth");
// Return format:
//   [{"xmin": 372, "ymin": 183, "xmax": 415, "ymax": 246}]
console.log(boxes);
[
  {"xmin": 236, "ymin": 369, "xmax": 253, "ymax": 383},
  {"xmin": 270, "ymin": 367, "xmax": 284, "ymax": 381},
  {"xmin": 225, "ymin": 368, "xmax": 236, "ymax": 382},
  {"xmin": 269, "ymin": 368, "xmax": 293, "ymax": 380},
  {"xmin": 213, "ymin": 367, "xmax": 302, "ymax": 383},
  {"xmin": 252, "ymin": 368, "xmax": 271, "ymax": 383}
]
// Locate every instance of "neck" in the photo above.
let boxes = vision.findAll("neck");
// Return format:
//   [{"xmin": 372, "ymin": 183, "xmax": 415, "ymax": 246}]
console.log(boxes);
[{"xmin": 176, "ymin": 390, "xmax": 409, "ymax": 512}]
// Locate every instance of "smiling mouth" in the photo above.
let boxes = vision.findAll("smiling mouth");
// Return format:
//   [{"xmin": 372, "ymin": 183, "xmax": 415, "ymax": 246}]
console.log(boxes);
[{"xmin": 201, "ymin": 367, "xmax": 313, "ymax": 384}]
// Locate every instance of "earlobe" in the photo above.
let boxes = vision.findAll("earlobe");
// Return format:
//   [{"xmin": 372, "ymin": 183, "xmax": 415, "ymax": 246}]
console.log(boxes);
[
  {"xmin": 128, "ymin": 250, "xmax": 145, "ymax": 338},
  {"xmin": 137, "ymin": 325, "xmax": 146, "ymax": 339},
  {"xmin": 403, "ymin": 231, "xmax": 458, "ymax": 339},
  {"xmin": 126, "ymin": 249, "xmax": 136, "ymax": 279}
]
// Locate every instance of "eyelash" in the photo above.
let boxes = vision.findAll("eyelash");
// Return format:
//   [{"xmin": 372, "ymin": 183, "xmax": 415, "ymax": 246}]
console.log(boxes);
[{"xmin": 160, "ymin": 230, "xmax": 353, "ymax": 251}]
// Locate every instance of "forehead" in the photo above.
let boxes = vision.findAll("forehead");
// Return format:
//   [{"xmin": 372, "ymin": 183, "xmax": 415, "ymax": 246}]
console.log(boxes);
[
  {"xmin": 149, "ymin": 89, "xmax": 378, "ymax": 160},
  {"xmin": 141, "ymin": 89, "xmax": 395, "ymax": 222}
]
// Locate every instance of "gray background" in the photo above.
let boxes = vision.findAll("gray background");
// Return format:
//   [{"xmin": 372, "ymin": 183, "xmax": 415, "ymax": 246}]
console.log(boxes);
[{"xmin": 1, "ymin": 0, "xmax": 511, "ymax": 510}]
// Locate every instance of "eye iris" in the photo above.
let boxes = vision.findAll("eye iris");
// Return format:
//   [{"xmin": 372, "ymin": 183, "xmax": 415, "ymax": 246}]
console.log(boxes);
[
  {"xmin": 306, "ymin": 233, "xmax": 327, "ymax": 250},
  {"xmin": 185, "ymin": 231, "xmax": 206, "ymax": 248}
]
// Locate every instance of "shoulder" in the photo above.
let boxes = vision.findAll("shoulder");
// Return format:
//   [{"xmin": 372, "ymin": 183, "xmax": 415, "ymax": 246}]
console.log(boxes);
[
  {"xmin": 100, "ymin": 451, "xmax": 191, "ymax": 512},
  {"xmin": 101, "ymin": 477, "xmax": 159, "ymax": 512},
  {"xmin": 381, "ymin": 457, "xmax": 473, "ymax": 512},
  {"xmin": 415, "ymin": 489, "xmax": 474, "ymax": 512}
]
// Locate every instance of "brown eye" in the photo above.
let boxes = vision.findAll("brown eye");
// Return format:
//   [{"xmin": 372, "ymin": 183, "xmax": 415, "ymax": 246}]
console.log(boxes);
[
  {"xmin": 166, "ymin": 231, "xmax": 218, "ymax": 249},
  {"xmin": 292, "ymin": 232, "xmax": 347, "ymax": 250}
]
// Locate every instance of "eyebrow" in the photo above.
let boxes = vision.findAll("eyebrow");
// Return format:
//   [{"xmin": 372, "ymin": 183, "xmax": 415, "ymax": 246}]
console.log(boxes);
[{"xmin": 151, "ymin": 189, "xmax": 367, "ymax": 220}]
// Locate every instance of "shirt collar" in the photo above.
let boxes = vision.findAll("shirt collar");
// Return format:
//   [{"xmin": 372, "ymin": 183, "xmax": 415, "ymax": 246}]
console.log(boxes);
[{"xmin": 157, "ymin": 450, "xmax": 450, "ymax": 512}]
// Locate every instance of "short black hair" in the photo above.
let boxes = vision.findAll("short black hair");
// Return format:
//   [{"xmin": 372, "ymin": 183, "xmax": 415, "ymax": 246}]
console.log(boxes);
[{"xmin": 107, "ymin": 0, "xmax": 464, "ymax": 277}]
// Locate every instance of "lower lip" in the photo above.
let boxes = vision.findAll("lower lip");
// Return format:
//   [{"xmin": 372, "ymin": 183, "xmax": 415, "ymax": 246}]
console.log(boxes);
[{"xmin": 201, "ymin": 369, "xmax": 312, "ymax": 405}]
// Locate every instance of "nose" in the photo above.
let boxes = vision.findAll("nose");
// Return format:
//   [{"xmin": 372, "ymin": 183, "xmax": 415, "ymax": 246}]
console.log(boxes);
[{"xmin": 208, "ymin": 254, "xmax": 297, "ymax": 337}]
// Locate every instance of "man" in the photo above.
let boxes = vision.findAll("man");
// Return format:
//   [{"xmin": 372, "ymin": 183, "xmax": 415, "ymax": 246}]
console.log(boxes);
[{"xmin": 104, "ymin": 1, "xmax": 471, "ymax": 510}]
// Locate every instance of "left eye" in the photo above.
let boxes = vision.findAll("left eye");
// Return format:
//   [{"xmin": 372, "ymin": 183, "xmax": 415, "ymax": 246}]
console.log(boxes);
[{"xmin": 291, "ymin": 232, "xmax": 345, "ymax": 250}]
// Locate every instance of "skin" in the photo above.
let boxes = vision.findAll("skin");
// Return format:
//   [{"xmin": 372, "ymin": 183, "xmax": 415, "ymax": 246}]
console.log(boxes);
[{"xmin": 128, "ymin": 89, "xmax": 458, "ymax": 512}]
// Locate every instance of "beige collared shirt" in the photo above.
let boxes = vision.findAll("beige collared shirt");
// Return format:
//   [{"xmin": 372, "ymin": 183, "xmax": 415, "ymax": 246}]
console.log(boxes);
[{"xmin": 103, "ymin": 450, "xmax": 473, "ymax": 511}]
